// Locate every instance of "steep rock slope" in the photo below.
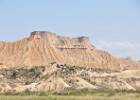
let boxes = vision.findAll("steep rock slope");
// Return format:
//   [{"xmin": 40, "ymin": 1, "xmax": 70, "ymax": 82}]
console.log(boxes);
[{"xmin": 0, "ymin": 31, "xmax": 139, "ymax": 70}]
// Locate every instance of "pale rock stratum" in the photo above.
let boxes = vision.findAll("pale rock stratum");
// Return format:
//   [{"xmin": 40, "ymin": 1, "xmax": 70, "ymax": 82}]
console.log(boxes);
[{"xmin": 0, "ymin": 31, "xmax": 139, "ymax": 92}]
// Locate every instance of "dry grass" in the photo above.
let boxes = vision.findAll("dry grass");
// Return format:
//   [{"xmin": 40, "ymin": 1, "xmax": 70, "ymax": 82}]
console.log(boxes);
[
  {"xmin": 0, "ymin": 94, "xmax": 139, "ymax": 100},
  {"xmin": 0, "ymin": 89, "xmax": 140, "ymax": 100}
]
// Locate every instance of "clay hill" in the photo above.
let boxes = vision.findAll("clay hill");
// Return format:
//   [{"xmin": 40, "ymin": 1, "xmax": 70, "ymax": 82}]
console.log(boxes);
[
  {"xmin": 0, "ymin": 31, "xmax": 139, "ymax": 70},
  {"xmin": 0, "ymin": 31, "xmax": 139, "ymax": 93}
]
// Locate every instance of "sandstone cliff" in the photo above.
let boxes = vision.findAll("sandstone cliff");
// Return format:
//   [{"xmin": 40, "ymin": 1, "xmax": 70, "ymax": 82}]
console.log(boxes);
[{"xmin": 0, "ymin": 31, "xmax": 139, "ymax": 70}]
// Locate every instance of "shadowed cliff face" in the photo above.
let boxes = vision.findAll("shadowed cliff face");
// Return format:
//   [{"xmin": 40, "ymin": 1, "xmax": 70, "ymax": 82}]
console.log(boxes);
[{"xmin": 0, "ymin": 31, "xmax": 139, "ymax": 70}]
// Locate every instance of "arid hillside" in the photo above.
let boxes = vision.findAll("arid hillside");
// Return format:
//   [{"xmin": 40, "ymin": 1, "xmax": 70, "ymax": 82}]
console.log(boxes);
[
  {"xmin": 0, "ymin": 31, "xmax": 139, "ymax": 70},
  {"xmin": 0, "ymin": 64, "xmax": 140, "ymax": 92}
]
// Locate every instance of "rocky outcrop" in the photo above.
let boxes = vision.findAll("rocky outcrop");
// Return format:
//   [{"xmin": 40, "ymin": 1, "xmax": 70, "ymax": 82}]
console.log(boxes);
[{"xmin": 0, "ymin": 64, "xmax": 139, "ymax": 93}]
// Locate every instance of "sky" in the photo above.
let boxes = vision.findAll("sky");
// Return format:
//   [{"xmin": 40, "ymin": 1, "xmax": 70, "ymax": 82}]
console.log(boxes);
[{"xmin": 0, "ymin": 0, "xmax": 140, "ymax": 60}]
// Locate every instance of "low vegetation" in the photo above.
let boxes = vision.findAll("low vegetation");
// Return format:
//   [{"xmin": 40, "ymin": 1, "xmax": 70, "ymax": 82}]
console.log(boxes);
[{"xmin": 0, "ymin": 89, "xmax": 140, "ymax": 100}]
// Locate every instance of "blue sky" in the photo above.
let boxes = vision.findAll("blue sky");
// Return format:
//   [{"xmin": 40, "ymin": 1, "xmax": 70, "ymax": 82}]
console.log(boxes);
[{"xmin": 0, "ymin": 0, "xmax": 140, "ymax": 60}]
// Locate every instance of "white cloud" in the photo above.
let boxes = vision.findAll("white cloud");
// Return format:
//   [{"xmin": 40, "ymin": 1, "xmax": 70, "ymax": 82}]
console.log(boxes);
[
  {"xmin": 96, "ymin": 40, "xmax": 140, "ymax": 50},
  {"xmin": 95, "ymin": 40, "xmax": 140, "ymax": 60}
]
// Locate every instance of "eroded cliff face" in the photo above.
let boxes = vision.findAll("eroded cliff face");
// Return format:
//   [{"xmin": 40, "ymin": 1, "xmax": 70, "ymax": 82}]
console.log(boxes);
[{"xmin": 0, "ymin": 31, "xmax": 139, "ymax": 70}]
